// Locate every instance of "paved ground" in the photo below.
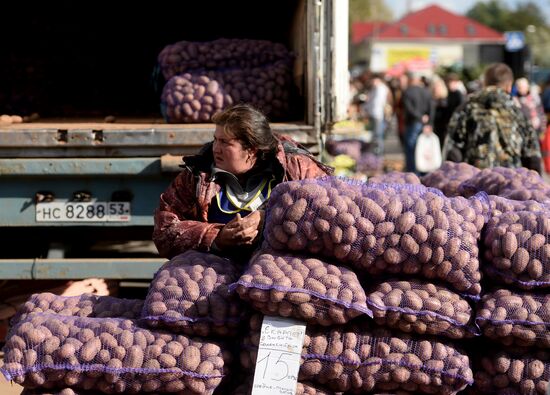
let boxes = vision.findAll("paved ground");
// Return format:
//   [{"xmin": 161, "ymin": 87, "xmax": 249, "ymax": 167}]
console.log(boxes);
[{"xmin": 0, "ymin": 374, "xmax": 22, "ymax": 394}]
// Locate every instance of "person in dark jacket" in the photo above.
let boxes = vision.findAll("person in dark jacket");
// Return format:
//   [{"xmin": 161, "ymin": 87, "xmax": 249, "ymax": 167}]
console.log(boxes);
[
  {"xmin": 443, "ymin": 63, "xmax": 542, "ymax": 173},
  {"xmin": 402, "ymin": 72, "xmax": 434, "ymax": 172},
  {"xmin": 153, "ymin": 104, "xmax": 332, "ymax": 259}
]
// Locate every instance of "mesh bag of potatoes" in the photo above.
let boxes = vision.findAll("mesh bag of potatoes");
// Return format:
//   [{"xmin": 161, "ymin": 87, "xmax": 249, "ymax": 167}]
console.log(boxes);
[
  {"xmin": 157, "ymin": 38, "xmax": 291, "ymax": 80},
  {"xmin": 470, "ymin": 349, "xmax": 549, "ymax": 394},
  {"xmin": 241, "ymin": 315, "xmax": 473, "ymax": 394},
  {"xmin": 367, "ymin": 171, "xmax": 421, "ymax": 185},
  {"xmin": 233, "ymin": 250, "xmax": 372, "ymax": 326},
  {"xmin": 482, "ymin": 210, "xmax": 550, "ymax": 289},
  {"xmin": 10, "ymin": 293, "xmax": 144, "ymax": 327},
  {"xmin": 476, "ymin": 289, "xmax": 550, "ymax": 348},
  {"xmin": 420, "ymin": 161, "xmax": 480, "ymax": 197},
  {"xmin": 458, "ymin": 166, "xmax": 550, "ymax": 203},
  {"xmin": 489, "ymin": 196, "xmax": 550, "ymax": 217},
  {"xmin": 20, "ymin": 388, "xmax": 210, "ymax": 395},
  {"xmin": 141, "ymin": 250, "xmax": 247, "ymax": 337},
  {"xmin": 366, "ymin": 279, "xmax": 477, "ymax": 339},
  {"xmin": 263, "ymin": 177, "xmax": 489, "ymax": 296},
  {"xmin": 1, "ymin": 313, "xmax": 227, "ymax": 394},
  {"xmin": 161, "ymin": 59, "xmax": 292, "ymax": 123},
  {"xmin": 325, "ymin": 138, "xmax": 367, "ymax": 162}
]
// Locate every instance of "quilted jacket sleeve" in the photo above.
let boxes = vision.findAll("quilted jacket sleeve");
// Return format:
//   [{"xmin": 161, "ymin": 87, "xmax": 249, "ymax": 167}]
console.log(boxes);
[
  {"xmin": 153, "ymin": 170, "xmax": 223, "ymax": 259},
  {"xmin": 285, "ymin": 153, "xmax": 333, "ymax": 180}
]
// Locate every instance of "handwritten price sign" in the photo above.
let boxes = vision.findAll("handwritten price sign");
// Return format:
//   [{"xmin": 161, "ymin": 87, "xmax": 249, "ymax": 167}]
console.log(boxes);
[{"xmin": 251, "ymin": 316, "xmax": 306, "ymax": 395}]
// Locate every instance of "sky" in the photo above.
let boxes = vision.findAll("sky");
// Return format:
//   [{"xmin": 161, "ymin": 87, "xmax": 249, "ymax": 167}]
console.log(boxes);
[{"xmin": 386, "ymin": 0, "xmax": 550, "ymax": 20}]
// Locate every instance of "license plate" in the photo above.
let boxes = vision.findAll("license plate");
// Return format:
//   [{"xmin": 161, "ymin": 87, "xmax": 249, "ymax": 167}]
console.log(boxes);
[{"xmin": 36, "ymin": 201, "xmax": 131, "ymax": 222}]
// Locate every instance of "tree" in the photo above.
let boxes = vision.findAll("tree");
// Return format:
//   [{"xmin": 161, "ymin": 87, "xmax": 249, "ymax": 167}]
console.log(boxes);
[
  {"xmin": 466, "ymin": 1, "xmax": 547, "ymax": 33},
  {"xmin": 466, "ymin": 1, "xmax": 550, "ymax": 67},
  {"xmin": 349, "ymin": 0, "xmax": 393, "ymax": 24},
  {"xmin": 466, "ymin": 0, "xmax": 511, "ymax": 32}
]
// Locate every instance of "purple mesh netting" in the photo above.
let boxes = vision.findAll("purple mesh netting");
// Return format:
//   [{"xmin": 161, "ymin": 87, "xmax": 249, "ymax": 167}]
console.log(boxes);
[
  {"xmin": 157, "ymin": 38, "xmax": 292, "ymax": 80},
  {"xmin": 471, "ymin": 350, "xmax": 549, "ymax": 394},
  {"xmin": 241, "ymin": 315, "xmax": 473, "ymax": 394},
  {"xmin": 141, "ymin": 250, "xmax": 247, "ymax": 337},
  {"xmin": 482, "ymin": 210, "xmax": 550, "ymax": 289},
  {"xmin": 489, "ymin": 195, "xmax": 550, "ymax": 217},
  {"xmin": 1, "ymin": 314, "xmax": 226, "ymax": 394},
  {"xmin": 368, "ymin": 172, "xmax": 421, "ymax": 186},
  {"xmin": 233, "ymin": 250, "xmax": 372, "ymax": 326},
  {"xmin": 20, "ymin": 388, "xmax": 201, "ymax": 395},
  {"xmin": 476, "ymin": 289, "xmax": 550, "ymax": 348},
  {"xmin": 161, "ymin": 59, "xmax": 293, "ymax": 123},
  {"xmin": 420, "ymin": 161, "xmax": 480, "ymax": 197},
  {"xmin": 458, "ymin": 166, "xmax": 550, "ymax": 203},
  {"xmin": 366, "ymin": 280, "xmax": 478, "ymax": 339},
  {"xmin": 325, "ymin": 138, "xmax": 366, "ymax": 162},
  {"xmin": 263, "ymin": 177, "xmax": 489, "ymax": 296},
  {"xmin": 10, "ymin": 293, "xmax": 144, "ymax": 327},
  {"xmin": 355, "ymin": 153, "xmax": 384, "ymax": 174}
]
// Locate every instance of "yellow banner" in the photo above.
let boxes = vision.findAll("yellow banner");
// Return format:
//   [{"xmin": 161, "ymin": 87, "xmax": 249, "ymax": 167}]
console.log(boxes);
[{"xmin": 387, "ymin": 48, "xmax": 430, "ymax": 66}]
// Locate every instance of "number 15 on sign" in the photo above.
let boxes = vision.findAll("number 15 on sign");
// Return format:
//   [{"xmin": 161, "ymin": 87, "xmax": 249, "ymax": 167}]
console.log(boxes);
[{"xmin": 251, "ymin": 316, "xmax": 306, "ymax": 395}]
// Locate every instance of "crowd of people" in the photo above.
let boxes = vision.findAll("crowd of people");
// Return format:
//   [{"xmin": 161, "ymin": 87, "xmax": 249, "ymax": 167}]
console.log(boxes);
[{"xmin": 349, "ymin": 62, "xmax": 550, "ymax": 175}]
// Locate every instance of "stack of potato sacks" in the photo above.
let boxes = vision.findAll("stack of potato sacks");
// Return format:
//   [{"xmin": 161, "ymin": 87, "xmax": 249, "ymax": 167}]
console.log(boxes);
[
  {"xmin": 0, "ymin": 251, "xmax": 247, "ymax": 394},
  {"xmin": 234, "ymin": 175, "xmax": 492, "ymax": 394},
  {"xmin": 157, "ymin": 38, "xmax": 294, "ymax": 122},
  {"xmin": 422, "ymin": 162, "xmax": 550, "ymax": 394}
]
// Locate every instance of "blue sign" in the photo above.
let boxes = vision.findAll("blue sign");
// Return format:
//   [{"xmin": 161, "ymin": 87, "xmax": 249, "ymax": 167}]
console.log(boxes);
[{"xmin": 504, "ymin": 31, "xmax": 525, "ymax": 52}]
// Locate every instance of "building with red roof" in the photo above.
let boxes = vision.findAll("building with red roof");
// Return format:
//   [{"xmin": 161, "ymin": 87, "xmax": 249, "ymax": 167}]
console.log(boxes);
[{"xmin": 352, "ymin": 4, "xmax": 505, "ymax": 74}]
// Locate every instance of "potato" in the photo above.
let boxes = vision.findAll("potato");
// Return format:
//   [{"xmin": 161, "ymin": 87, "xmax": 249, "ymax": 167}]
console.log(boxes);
[
  {"xmin": 162, "ymin": 58, "xmax": 293, "ymax": 123},
  {"xmin": 242, "ymin": 315, "xmax": 472, "ymax": 394},
  {"xmin": 264, "ymin": 178, "xmax": 487, "ymax": 296},
  {"xmin": 472, "ymin": 350, "xmax": 549, "ymax": 395},
  {"xmin": 483, "ymin": 211, "xmax": 550, "ymax": 289},
  {"xmin": 477, "ymin": 290, "xmax": 550, "ymax": 348},
  {"xmin": 236, "ymin": 251, "xmax": 371, "ymax": 325},
  {"xmin": 460, "ymin": 166, "xmax": 550, "ymax": 203},
  {"xmin": 142, "ymin": 250, "xmax": 248, "ymax": 337},
  {"xmin": 2, "ymin": 314, "xmax": 228, "ymax": 394}
]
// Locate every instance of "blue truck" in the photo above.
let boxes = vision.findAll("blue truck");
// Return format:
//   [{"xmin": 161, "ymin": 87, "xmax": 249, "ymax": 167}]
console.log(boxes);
[{"xmin": 0, "ymin": 0, "xmax": 349, "ymax": 281}]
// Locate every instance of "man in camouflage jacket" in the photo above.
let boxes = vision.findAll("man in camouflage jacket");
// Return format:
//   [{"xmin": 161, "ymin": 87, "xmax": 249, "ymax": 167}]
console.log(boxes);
[{"xmin": 442, "ymin": 63, "xmax": 542, "ymax": 173}]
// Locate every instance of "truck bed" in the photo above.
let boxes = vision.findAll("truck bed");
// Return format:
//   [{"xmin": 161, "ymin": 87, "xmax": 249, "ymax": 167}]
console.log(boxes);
[{"xmin": 0, "ymin": 119, "xmax": 317, "ymax": 157}]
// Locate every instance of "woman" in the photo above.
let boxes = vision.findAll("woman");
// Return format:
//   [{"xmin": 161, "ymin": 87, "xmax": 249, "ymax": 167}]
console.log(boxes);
[{"xmin": 153, "ymin": 104, "xmax": 332, "ymax": 259}]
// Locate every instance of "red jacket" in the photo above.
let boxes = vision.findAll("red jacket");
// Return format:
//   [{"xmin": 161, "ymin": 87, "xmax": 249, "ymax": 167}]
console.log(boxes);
[{"xmin": 153, "ymin": 138, "xmax": 331, "ymax": 258}]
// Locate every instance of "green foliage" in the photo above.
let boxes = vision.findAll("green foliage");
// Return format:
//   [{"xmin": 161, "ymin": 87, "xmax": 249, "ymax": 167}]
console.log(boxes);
[
  {"xmin": 436, "ymin": 64, "xmax": 486, "ymax": 83},
  {"xmin": 528, "ymin": 26, "xmax": 550, "ymax": 67},
  {"xmin": 466, "ymin": 0, "xmax": 550, "ymax": 67},
  {"xmin": 466, "ymin": 0, "xmax": 547, "ymax": 33},
  {"xmin": 349, "ymin": 0, "xmax": 393, "ymax": 24}
]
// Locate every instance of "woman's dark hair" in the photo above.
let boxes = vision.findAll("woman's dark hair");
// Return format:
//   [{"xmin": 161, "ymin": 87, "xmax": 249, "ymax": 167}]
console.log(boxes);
[{"xmin": 211, "ymin": 104, "xmax": 279, "ymax": 159}]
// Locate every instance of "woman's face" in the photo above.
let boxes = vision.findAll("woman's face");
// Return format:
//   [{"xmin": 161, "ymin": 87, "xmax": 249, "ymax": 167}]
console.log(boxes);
[{"xmin": 212, "ymin": 125, "xmax": 257, "ymax": 175}]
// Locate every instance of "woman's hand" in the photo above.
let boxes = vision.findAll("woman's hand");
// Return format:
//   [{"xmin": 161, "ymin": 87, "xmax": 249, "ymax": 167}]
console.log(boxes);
[{"xmin": 214, "ymin": 210, "xmax": 265, "ymax": 251}]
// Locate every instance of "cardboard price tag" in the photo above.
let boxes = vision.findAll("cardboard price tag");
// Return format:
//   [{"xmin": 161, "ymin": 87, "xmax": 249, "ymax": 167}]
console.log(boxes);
[{"xmin": 251, "ymin": 315, "xmax": 306, "ymax": 395}]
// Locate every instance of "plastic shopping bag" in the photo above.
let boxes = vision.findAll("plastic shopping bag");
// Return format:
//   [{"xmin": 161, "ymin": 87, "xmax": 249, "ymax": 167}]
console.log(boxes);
[{"xmin": 415, "ymin": 130, "xmax": 442, "ymax": 173}]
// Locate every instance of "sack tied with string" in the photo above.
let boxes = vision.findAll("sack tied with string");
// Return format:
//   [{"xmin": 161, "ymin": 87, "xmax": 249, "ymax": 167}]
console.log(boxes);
[
  {"xmin": 241, "ymin": 314, "xmax": 473, "ymax": 394},
  {"xmin": 10, "ymin": 293, "xmax": 144, "ymax": 327},
  {"xmin": 141, "ymin": 250, "xmax": 247, "ymax": 337},
  {"xmin": 1, "ymin": 314, "xmax": 227, "ymax": 394},
  {"xmin": 483, "ymin": 210, "xmax": 550, "ymax": 289},
  {"xmin": 233, "ymin": 250, "xmax": 371, "ymax": 326},
  {"xmin": 476, "ymin": 289, "xmax": 550, "ymax": 348},
  {"xmin": 471, "ymin": 349, "xmax": 549, "ymax": 394},
  {"xmin": 420, "ymin": 161, "xmax": 480, "ymax": 197},
  {"xmin": 366, "ymin": 279, "xmax": 477, "ymax": 339},
  {"xmin": 263, "ymin": 177, "xmax": 489, "ymax": 296}
]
